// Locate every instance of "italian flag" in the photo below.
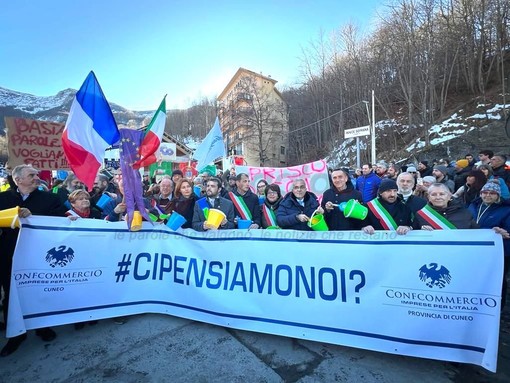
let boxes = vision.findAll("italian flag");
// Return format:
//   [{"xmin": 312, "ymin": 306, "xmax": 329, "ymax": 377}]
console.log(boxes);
[{"xmin": 133, "ymin": 96, "xmax": 167, "ymax": 169}]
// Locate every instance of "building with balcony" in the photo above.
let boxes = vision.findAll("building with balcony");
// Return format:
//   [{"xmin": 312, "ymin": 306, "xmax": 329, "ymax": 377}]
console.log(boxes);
[{"xmin": 217, "ymin": 68, "xmax": 289, "ymax": 167}]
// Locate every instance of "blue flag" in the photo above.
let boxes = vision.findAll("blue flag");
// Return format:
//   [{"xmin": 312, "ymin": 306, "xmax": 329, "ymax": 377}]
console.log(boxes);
[{"xmin": 193, "ymin": 117, "xmax": 225, "ymax": 171}]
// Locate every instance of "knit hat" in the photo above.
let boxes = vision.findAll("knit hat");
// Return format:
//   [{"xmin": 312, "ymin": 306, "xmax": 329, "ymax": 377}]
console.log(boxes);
[
  {"xmin": 422, "ymin": 176, "xmax": 436, "ymax": 184},
  {"xmin": 407, "ymin": 166, "xmax": 417, "ymax": 173},
  {"xmin": 481, "ymin": 181, "xmax": 501, "ymax": 195},
  {"xmin": 420, "ymin": 160, "xmax": 428, "ymax": 167},
  {"xmin": 433, "ymin": 165, "xmax": 448, "ymax": 175},
  {"xmin": 456, "ymin": 159, "xmax": 469, "ymax": 168},
  {"xmin": 378, "ymin": 179, "xmax": 398, "ymax": 194}
]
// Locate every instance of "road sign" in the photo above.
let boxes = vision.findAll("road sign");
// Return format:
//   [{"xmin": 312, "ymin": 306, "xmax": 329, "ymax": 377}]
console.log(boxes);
[{"xmin": 344, "ymin": 125, "xmax": 370, "ymax": 139}]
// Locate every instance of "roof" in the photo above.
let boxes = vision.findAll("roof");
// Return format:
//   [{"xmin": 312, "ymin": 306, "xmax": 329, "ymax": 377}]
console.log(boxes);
[{"xmin": 217, "ymin": 67, "xmax": 279, "ymax": 101}]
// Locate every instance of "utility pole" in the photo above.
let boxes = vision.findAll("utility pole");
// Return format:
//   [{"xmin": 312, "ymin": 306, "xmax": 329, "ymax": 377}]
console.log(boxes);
[{"xmin": 371, "ymin": 90, "xmax": 376, "ymax": 164}]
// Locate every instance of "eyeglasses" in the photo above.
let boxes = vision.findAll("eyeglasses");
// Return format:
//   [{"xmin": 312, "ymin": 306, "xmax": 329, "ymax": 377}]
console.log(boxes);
[
  {"xmin": 293, "ymin": 186, "xmax": 306, "ymax": 190},
  {"xmin": 481, "ymin": 191, "xmax": 498, "ymax": 195}
]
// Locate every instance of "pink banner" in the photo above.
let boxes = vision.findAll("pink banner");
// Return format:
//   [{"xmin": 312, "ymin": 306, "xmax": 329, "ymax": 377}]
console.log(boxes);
[{"xmin": 235, "ymin": 159, "xmax": 330, "ymax": 197}]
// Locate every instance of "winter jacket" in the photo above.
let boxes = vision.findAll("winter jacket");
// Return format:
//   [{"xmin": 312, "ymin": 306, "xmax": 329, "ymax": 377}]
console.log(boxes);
[
  {"xmin": 416, "ymin": 199, "xmax": 479, "ymax": 229},
  {"xmin": 321, "ymin": 185, "xmax": 363, "ymax": 230},
  {"xmin": 191, "ymin": 196, "xmax": 236, "ymax": 231},
  {"xmin": 228, "ymin": 189, "xmax": 262, "ymax": 226},
  {"xmin": 277, "ymin": 191, "xmax": 320, "ymax": 230},
  {"xmin": 469, "ymin": 198, "xmax": 510, "ymax": 256},
  {"xmin": 355, "ymin": 172, "xmax": 381, "ymax": 203},
  {"xmin": 362, "ymin": 198, "xmax": 413, "ymax": 230},
  {"xmin": 166, "ymin": 195, "xmax": 198, "ymax": 229},
  {"xmin": 398, "ymin": 194, "xmax": 427, "ymax": 215},
  {"xmin": 260, "ymin": 198, "xmax": 282, "ymax": 229}
]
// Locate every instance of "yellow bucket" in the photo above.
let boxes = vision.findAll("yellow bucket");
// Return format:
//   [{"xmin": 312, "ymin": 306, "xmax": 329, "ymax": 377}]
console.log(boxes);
[
  {"xmin": 206, "ymin": 208, "xmax": 226, "ymax": 229},
  {"xmin": 307, "ymin": 210, "xmax": 328, "ymax": 231},
  {"xmin": 0, "ymin": 206, "xmax": 20, "ymax": 229},
  {"xmin": 130, "ymin": 210, "xmax": 143, "ymax": 232}
]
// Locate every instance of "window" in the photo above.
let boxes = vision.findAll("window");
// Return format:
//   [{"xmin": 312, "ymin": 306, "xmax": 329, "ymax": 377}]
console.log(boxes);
[{"xmin": 280, "ymin": 146, "xmax": 286, "ymax": 155}]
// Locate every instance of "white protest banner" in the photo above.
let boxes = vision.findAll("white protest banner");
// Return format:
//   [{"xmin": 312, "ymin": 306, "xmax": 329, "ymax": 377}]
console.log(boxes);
[
  {"xmin": 8, "ymin": 216, "xmax": 503, "ymax": 372},
  {"xmin": 235, "ymin": 159, "xmax": 330, "ymax": 197}
]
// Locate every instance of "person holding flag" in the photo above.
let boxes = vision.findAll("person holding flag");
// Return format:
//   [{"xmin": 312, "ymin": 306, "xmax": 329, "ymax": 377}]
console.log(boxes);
[{"xmin": 361, "ymin": 179, "xmax": 414, "ymax": 235}]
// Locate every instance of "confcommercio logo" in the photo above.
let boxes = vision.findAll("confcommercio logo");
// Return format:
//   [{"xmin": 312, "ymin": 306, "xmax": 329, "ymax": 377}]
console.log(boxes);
[
  {"xmin": 418, "ymin": 262, "xmax": 451, "ymax": 289},
  {"xmin": 45, "ymin": 245, "xmax": 75, "ymax": 268},
  {"xmin": 13, "ymin": 245, "xmax": 103, "ymax": 288},
  {"xmin": 384, "ymin": 262, "xmax": 498, "ymax": 314}
]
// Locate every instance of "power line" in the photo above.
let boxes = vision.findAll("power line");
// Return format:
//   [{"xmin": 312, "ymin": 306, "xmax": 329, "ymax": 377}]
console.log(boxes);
[{"xmin": 288, "ymin": 101, "xmax": 366, "ymax": 134}]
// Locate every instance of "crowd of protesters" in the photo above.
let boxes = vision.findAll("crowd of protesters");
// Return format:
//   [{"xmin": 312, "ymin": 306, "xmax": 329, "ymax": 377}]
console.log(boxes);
[{"xmin": 1, "ymin": 148, "xmax": 510, "ymax": 357}]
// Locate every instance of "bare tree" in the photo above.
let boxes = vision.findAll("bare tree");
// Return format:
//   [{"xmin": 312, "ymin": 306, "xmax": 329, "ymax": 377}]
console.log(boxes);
[{"xmin": 230, "ymin": 75, "xmax": 288, "ymax": 166}]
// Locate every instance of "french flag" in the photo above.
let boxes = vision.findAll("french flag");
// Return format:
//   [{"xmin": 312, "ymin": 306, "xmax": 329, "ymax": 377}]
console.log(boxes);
[{"xmin": 62, "ymin": 71, "xmax": 120, "ymax": 190}]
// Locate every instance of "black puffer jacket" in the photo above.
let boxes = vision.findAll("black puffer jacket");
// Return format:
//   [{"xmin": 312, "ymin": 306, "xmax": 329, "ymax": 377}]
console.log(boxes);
[
  {"xmin": 321, "ymin": 185, "xmax": 363, "ymax": 230},
  {"xmin": 416, "ymin": 199, "xmax": 479, "ymax": 229}
]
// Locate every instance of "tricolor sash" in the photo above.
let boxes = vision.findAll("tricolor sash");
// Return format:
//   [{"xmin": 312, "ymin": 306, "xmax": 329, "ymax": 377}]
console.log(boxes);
[
  {"xmin": 417, "ymin": 205, "xmax": 456, "ymax": 230},
  {"xmin": 229, "ymin": 192, "xmax": 252, "ymax": 220},
  {"xmin": 262, "ymin": 204, "xmax": 277, "ymax": 227},
  {"xmin": 366, "ymin": 199, "xmax": 398, "ymax": 230}
]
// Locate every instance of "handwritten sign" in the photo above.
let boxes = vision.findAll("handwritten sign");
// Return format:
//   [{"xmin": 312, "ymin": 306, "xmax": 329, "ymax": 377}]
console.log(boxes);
[
  {"xmin": 235, "ymin": 159, "xmax": 330, "ymax": 196},
  {"xmin": 5, "ymin": 117, "xmax": 69, "ymax": 170}
]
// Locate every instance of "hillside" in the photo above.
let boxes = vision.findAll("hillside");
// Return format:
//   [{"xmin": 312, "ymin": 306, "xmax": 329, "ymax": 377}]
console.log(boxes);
[
  {"xmin": 0, "ymin": 86, "xmax": 508, "ymax": 167},
  {"xmin": 327, "ymin": 91, "xmax": 510, "ymax": 167}
]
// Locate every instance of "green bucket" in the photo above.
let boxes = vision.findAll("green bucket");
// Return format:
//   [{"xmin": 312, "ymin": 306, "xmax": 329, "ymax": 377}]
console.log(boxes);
[
  {"xmin": 343, "ymin": 199, "xmax": 368, "ymax": 220},
  {"xmin": 307, "ymin": 210, "xmax": 329, "ymax": 231}
]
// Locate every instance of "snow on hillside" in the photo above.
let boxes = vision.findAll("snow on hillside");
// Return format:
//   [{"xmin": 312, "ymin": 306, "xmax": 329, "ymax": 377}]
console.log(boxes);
[
  {"xmin": 327, "ymin": 102, "xmax": 509, "ymax": 167},
  {"xmin": 0, "ymin": 87, "xmax": 75, "ymax": 114}
]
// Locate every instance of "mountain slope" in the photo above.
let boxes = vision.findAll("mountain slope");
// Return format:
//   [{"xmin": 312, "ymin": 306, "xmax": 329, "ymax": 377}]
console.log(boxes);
[{"xmin": 0, "ymin": 86, "xmax": 155, "ymax": 134}]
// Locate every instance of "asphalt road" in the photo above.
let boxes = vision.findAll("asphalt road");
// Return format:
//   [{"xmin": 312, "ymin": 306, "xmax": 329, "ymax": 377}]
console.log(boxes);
[{"xmin": 0, "ymin": 302, "xmax": 509, "ymax": 383}]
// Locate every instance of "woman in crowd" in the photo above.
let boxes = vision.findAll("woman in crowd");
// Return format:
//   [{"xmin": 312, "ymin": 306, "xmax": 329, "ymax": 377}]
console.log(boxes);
[
  {"xmin": 165, "ymin": 178, "xmax": 198, "ymax": 229},
  {"xmin": 256, "ymin": 179, "xmax": 269, "ymax": 204},
  {"xmin": 322, "ymin": 168, "xmax": 363, "ymax": 230},
  {"xmin": 478, "ymin": 164, "xmax": 510, "ymax": 200},
  {"xmin": 452, "ymin": 169, "xmax": 487, "ymax": 207},
  {"xmin": 413, "ymin": 176, "xmax": 436, "ymax": 200},
  {"xmin": 66, "ymin": 190, "xmax": 101, "ymax": 220},
  {"xmin": 260, "ymin": 183, "xmax": 282, "ymax": 228},
  {"xmin": 468, "ymin": 181, "xmax": 510, "ymax": 307},
  {"xmin": 416, "ymin": 183, "xmax": 478, "ymax": 229},
  {"xmin": 66, "ymin": 189, "xmax": 101, "ymax": 329}
]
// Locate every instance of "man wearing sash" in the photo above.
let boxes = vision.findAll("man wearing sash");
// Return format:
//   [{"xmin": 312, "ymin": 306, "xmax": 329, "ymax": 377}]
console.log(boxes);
[
  {"xmin": 228, "ymin": 173, "xmax": 261, "ymax": 229},
  {"xmin": 192, "ymin": 177, "xmax": 235, "ymax": 231},
  {"xmin": 362, "ymin": 179, "xmax": 414, "ymax": 235},
  {"xmin": 416, "ymin": 183, "xmax": 478, "ymax": 230}
]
